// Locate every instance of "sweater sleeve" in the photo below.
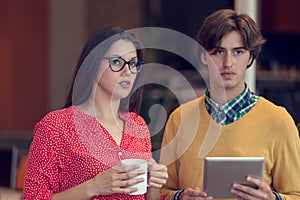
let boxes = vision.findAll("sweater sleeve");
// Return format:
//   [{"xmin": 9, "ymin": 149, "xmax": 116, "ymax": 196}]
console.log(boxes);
[
  {"xmin": 272, "ymin": 108, "xmax": 300, "ymax": 200},
  {"xmin": 160, "ymin": 110, "xmax": 181, "ymax": 199},
  {"xmin": 160, "ymin": 98, "xmax": 203, "ymax": 199},
  {"xmin": 23, "ymin": 119, "xmax": 61, "ymax": 200}
]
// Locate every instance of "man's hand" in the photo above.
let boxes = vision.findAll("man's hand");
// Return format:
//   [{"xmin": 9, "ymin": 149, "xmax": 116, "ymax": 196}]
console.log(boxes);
[
  {"xmin": 230, "ymin": 176, "xmax": 276, "ymax": 200},
  {"xmin": 179, "ymin": 187, "xmax": 213, "ymax": 200}
]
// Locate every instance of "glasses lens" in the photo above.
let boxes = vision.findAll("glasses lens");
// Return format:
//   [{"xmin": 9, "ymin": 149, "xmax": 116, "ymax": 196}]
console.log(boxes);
[
  {"xmin": 128, "ymin": 59, "xmax": 138, "ymax": 73},
  {"xmin": 106, "ymin": 57, "xmax": 143, "ymax": 73},
  {"xmin": 109, "ymin": 57, "xmax": 125, "ymax": 72},
  {"xmin": 130, "ymin": 58, "xmax": 144, "ymax": 74}
]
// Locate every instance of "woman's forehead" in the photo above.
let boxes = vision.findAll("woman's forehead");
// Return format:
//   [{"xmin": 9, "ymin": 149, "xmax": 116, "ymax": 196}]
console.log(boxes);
[{"xmin": 105, "ymin": 39, "xmax": 137, "ymax": 57}]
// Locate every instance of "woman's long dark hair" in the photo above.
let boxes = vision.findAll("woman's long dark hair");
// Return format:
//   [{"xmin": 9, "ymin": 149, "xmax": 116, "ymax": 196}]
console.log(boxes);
[{"xmin": 63, "ymin": 26, "xmax": 144, "ymax": 114}]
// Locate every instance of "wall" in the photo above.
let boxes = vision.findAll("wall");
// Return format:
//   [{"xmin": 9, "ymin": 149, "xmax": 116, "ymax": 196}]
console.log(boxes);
[
  {"xmin": 49, "ymin": 0, "xmax": 87, "ymax": 110},
  {"xmin": 0, "ymin": 1, "xmax": 48, "ymax": 131},
  {"xmin": 261, "ymin": 0, "xmax": 300, "ymax": 33}
]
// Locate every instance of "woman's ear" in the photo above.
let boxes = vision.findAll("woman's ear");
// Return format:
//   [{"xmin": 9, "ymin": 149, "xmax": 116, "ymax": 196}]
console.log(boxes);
[{"xmin": 200, "ymin": 52, "xmax": 208, "ymax": 65}]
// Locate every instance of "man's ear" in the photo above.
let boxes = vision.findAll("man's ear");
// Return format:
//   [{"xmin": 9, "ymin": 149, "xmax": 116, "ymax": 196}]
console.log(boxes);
[
  {"xmin": 200, "ymin": 52, "xmax": 208, "ymax": 65},
  {"xmin": 247, "ymin": 54, "xmax": 254, "ymax": 68}
]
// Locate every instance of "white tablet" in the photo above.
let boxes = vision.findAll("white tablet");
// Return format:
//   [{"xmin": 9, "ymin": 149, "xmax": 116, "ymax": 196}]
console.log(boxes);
[{"xmin": 203, "ymin": 157, "xmax": 264, "ymax": 198}]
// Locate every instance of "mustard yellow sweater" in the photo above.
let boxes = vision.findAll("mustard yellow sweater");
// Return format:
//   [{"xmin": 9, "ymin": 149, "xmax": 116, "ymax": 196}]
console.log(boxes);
[{"xmin": 160, "ymin": 96, "xmax": 300, "ymax": 200}]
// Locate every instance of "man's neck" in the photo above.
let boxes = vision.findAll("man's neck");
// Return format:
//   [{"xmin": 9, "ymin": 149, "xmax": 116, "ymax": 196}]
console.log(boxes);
[{"xmin": 209, "ymin": 84, "xmax": 246, "ymax": 104}]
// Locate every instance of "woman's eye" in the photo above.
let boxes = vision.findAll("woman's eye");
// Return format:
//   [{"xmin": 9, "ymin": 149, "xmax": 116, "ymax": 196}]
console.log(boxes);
[
  {"xmin": 111, "ymin": 59, "xmax": 121, "ymax": 65},
  {"xmin": 129, "ymin": 60, "xmax": 137, "ymax": 67}
]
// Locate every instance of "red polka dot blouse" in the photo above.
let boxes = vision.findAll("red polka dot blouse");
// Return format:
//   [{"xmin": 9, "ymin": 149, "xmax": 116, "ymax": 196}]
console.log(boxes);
[{"xmin": 23, "ymin": 106, "xmax": 165, "ymax": 200}]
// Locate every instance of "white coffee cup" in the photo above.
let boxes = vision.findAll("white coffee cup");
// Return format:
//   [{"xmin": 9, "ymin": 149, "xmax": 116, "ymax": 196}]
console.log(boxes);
[{"xmin": 121, "ymin": 158, "xmax": 148, "ymax": 195}]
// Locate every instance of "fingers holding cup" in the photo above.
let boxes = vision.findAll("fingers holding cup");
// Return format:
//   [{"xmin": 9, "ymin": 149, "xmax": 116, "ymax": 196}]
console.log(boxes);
[
  {"xmin": 147, "ymin": 158, "xmax": 168, "ymax": 188},
  {"xmin": 120, "ymin": 159, "xmax": 148, "ymax": 195}
]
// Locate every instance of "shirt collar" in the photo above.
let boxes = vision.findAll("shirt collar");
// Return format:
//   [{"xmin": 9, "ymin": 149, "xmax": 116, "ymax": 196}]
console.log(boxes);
[{"xmin": 205, "ymin": 84, "xmax": 253, "ymax": 124}]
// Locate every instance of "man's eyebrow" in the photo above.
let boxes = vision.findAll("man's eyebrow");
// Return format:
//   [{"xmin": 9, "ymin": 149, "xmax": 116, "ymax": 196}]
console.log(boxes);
[
  {"xmin": 214, "ymin": 46, "xmax": 224, "ymax": 49},
  {"xmin": 215, "ymin": 46, "xmax": 247, "ymax": 50},
  {"xmin": 233, "ymin": 46, "xmax": 247, "ymax": 50}
]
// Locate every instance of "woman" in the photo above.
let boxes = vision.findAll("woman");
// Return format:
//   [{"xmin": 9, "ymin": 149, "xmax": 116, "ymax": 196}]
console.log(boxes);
[{"xmin": 23, "ymin": 26, "xmax": 167, "ymax": 200}]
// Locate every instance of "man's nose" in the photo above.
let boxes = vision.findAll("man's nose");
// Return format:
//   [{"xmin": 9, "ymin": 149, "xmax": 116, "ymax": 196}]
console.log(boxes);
[{"xmin": 224, "ymin": 52, "xmax": 233, "ymax": 67}]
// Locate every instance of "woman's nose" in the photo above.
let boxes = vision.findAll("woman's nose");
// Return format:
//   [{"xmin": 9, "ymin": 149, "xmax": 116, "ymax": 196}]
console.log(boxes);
[{"xmin": 121, "ymin": 63, "xmax": 131, "ymax": 75}]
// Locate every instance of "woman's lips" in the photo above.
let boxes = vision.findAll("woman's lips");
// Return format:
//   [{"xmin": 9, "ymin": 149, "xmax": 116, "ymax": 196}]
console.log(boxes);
[{"xmin": 119, "ymin": 80, "xmax": 131, "ymax": 88}]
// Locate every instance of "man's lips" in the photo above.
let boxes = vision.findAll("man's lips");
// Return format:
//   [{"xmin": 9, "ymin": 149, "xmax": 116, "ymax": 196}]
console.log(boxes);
[{"xmin": 220, "ymin": 71, "xmax": 235, "ymax": 78}]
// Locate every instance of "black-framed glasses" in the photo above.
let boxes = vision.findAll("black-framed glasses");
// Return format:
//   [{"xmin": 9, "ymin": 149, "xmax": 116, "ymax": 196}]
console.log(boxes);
[{"xmin": 103, "ymin": 56, "xmax": 144, "ymax": 74}]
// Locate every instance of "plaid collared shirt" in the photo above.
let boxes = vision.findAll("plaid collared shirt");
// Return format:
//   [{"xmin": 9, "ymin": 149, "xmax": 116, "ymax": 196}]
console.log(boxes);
[{"xmin": 205, "ymin": 84, "xmax": 259, "ymax": 126}]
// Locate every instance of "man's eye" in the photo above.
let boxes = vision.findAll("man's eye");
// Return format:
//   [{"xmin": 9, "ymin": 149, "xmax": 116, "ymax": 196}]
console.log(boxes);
[
  {"xmin": 235, "ymin": 49, "xmax": 244, "ymax": 55},
  {"xmin": 216, "ymin": 49, "xmax": 224, "ymax": 55},
  {"xmin": 209, "ymin": 49, "xmax": 224, "ymax": 55}
]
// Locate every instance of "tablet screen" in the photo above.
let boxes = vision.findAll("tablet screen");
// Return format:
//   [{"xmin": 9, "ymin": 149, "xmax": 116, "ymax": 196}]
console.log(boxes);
[{"xmin": 203, "ymin": 157, "xmax": 264, "ymax": 198}]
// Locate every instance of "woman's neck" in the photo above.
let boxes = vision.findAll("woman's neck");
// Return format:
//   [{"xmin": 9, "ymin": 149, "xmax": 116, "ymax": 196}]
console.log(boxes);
[
  {"xmin": 96, "ymin": 97, "xmax": 120, "ymax": 120},
  {"xmin": 78, "ymin": 96, "xmax": 120, "ymax": 121}
]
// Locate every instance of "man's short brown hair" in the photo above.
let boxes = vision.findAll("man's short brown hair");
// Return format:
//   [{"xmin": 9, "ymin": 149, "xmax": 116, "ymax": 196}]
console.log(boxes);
[{"xmin": 196, "ymin": 9, "xmax": 266, "ymax": 66}]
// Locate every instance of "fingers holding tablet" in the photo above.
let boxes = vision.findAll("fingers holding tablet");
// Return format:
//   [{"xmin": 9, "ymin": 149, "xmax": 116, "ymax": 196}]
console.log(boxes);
[
  {"xmin": 230, "ymin": 176, "xmax": 275, "ymax": 200},
  {"xmin": 203, "ymin": 157, "xmax": 265, "ymax": 198}
]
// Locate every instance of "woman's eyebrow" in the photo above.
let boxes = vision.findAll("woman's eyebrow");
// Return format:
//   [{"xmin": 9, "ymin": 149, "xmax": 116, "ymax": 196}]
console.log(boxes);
[{"xmin": 107, "ymin": 54, "xmax": 120, "ymax": 58}]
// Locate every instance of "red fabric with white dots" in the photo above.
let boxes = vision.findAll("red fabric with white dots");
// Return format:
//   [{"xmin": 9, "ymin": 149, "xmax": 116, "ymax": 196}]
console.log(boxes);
[{"xmin": 23, "ymin": 106, "xmax": 163, "ymax": 200}]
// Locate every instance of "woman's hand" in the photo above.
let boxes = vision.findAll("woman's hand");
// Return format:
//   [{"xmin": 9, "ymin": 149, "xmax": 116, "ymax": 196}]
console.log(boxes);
[
  {"xmin": 179, "ymin": 187, "xmax": 213, "ymax": 200},
  {"xmin": 144, "ymin": 158, "xmax": 168, "ymax": 200},
  {"xmin": 230, "ymin": 176, "xmax": 276, "ymax": 200},
  {"xmin": 147, "ymin": 158, "xmax": 168, "ymax": 188},
  {"xmin": 87, "ymin": 162, "xmax": 145, "ymax": 197}
]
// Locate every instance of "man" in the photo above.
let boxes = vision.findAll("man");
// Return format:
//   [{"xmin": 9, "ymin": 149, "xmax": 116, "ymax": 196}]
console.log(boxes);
[{"xmin": 160, "ymin": 9, "xmax": 300, "ymax": 200}]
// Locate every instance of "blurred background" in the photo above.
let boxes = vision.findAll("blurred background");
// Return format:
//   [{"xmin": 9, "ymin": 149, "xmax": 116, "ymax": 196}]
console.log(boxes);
[{"xmin": 0, "ymin": 0, "xmax": 299, "ymax": 192}]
